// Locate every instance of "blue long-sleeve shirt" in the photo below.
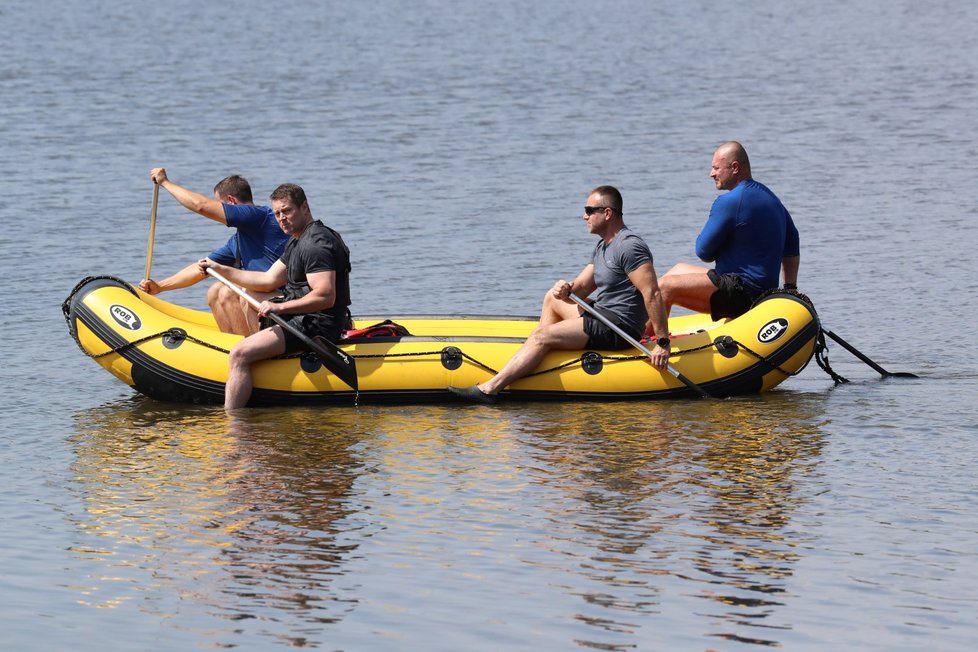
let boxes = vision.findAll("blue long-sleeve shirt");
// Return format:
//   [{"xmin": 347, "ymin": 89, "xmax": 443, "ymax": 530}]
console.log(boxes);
[{"xmin": 696, "ymin": 179, "xmax": 799, "ymax": 292}]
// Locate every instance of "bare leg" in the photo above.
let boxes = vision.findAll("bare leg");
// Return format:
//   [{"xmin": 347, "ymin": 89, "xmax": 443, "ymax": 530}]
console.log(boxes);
[
  {"xmin": 208, "ymin": 283, "xmax": 251, "ymax": 335},
  {"xmin": 538, "ymin": 288, "xmax": 581, "ymax": 327},
  {"xmin": 479, "ymin": 317, "xmax": 589, "ymax": 395},
  {"xmin": 208, "ymin": 283, "xmax": 278, "ymax": 335},
  {"xmin": 238, "ymin": 291, "xmax": 279, "ymax": 334},
  {"xmin": 225, "ymin": 326, "xmax": 286, "ymax": 410},
  {"xmin": 661, "ymin": 262, "xmax": 710, "ymax": 277},
  {"xmin": 658, "ymin": 263, "xmax": 716, "ymax": 315}
]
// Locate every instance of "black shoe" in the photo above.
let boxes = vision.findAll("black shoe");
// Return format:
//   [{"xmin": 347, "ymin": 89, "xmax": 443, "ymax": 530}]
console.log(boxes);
[{"xmin": 448, "ymin": 385, "xmax": 498, "ymax": 405}]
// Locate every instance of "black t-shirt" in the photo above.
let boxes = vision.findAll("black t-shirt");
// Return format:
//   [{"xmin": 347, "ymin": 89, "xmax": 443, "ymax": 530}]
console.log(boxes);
[{"xmin": 280, "ymin": 220, "xmax": 351, "ymax": 319}]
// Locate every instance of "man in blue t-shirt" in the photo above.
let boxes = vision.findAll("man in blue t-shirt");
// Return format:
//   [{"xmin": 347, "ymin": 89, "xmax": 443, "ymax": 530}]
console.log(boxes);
[
  {"xmin": 139, "ymin": 168, "xmax": 291, "ymax": 335},
  {"xmin": 659, "ymin": 142, "xmax": 800, "ymax": 320},
  {"xmin": 448, "ymin": 185, "xmax": 671, "ymax": 404}
]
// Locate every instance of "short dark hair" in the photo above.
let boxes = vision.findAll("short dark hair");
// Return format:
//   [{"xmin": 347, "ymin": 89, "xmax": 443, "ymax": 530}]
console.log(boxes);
[
  {"xmin": 213, "ymin": 175, "xmax": 254, "ymax": 204},
  {"xmin": 590, "ymin": 185, "xmax": 623, "ymax": 215},
  {"xmin": 269, "ymin": 183, "xmax": 307, "ymax": 208}
]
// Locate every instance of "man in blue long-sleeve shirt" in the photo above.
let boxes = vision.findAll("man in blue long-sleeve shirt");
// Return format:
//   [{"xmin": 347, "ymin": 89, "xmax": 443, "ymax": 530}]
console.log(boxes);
[{"xmin": 660, "ymin": 141, "xmax": 800, "ymax": 321}]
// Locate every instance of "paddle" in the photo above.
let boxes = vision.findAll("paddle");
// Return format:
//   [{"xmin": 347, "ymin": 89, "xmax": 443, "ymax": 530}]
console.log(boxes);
[
  {"xmin": 144, "ymin": 182, "xmax": 159, "ymax": 281},
  {"xmin": 822, "ymin": 327, "xmax": 919, "ymax": 379},
  {"xmin": 205, "ymin": 267, "xmax": 359, "ymax": 391},
  {"xmin": 569, "ymin": 293, "xmax": 713, "ymax": 399}
]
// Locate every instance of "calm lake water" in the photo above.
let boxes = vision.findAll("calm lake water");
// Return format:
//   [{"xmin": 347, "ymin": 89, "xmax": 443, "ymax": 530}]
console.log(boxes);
[{"xmin": 2, "ymin": 0, "xmax": 977, "ymax": 649}]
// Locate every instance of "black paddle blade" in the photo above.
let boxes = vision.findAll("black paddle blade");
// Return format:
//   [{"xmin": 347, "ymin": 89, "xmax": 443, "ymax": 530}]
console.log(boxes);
[
  {"xmin": 823, "ymin": 329, "xmax": 918, "ymax": 380},
  {"xmin": 311, "ymin": 336, "xmax": 359, "ymax": 391}
]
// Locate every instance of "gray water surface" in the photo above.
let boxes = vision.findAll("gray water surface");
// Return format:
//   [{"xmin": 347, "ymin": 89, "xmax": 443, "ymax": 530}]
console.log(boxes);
[{"xmin": 1, "ymin": 0, "xmax": 976, "ymax": 649}]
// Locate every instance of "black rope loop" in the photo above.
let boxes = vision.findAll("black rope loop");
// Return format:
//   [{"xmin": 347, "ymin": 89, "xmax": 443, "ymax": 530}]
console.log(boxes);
[
  {"xmin": 814, "ymin": 330, "xmax": 849, "ymax": 385},
  {"xmin": 725, "ymin": 337, "xmax": 802, "ymax": 378},
  {"xmin": 352, "ymin": 348, "xmax": 641, "ymax": 378},
  {"xmin": 62, "ymin": 275, "xmax": 137, "ymax": 325},
  {"xmin": 80, "ymin": 328, "xmax": 234, "ymax": 360}
]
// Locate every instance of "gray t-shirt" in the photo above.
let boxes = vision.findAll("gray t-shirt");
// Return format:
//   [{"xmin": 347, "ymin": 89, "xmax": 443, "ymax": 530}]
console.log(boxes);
[{"xmin": 590, "ymin": 227, "xmax": 653, "ymax": 336}]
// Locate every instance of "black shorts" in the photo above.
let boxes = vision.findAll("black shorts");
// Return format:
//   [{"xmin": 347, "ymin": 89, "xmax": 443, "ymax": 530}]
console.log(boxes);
[
  {"xmin": 707, "ymin": 269, "xmax": 761, "ymax": 320},
  {"xmin": 275, "ymin": 313, "xmax": 344, "ymax": 353},
  {"xmin": 260, "ymin": 299, "xmax": 345, "ymax": 354},
  {"xmin": 582, "ymin": 311, "xmax": 634, "ymax": 350}
]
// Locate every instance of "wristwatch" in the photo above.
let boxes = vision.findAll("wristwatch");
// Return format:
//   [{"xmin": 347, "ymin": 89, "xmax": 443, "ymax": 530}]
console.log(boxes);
[
  {"xmin": 783, "ymin": 283, "xmax": 797, "ymax": 290},
  {"xmin": 656, "ymin": 337, "xmax": 671, "ymax": 349}
]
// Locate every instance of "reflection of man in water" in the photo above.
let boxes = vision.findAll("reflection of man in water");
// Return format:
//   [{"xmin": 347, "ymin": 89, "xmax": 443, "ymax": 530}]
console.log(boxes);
[
  {"xmin": 221, "ymin": 413, "xmax": 360, "ymax": 616},
  {"xmin": 522, "ymin": 399, "xmax": 823, "ymax": 637},
  {"xmin": 68, "ymin": 405, "xmax": 362, "ymax": 630}
]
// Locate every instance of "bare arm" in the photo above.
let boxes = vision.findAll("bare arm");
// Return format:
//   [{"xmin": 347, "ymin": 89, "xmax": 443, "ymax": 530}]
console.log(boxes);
[
  {"xmin": 260, "ymin": 270, "xmax": 336, "ymax": 317},
  {"xmin": 139, "ymin": 261, "xmax": 206, "ymax": 294},
  {"xmin": 628, "ymin": 262, "xmax": 669, "ymax": 339},
  {"xmin": 628, "ymin": 261, "xmax": 670, "ymax": 368},
  {"xmin": 554, "ymin": 264, "xmax": 597, "ymax": 301},
  {"xmin": 782, "ymin": 255, "xmax": 800, "ymax": 286},
  {"xmin": 151, "ymin": 167, "xmax": 228, "ymax": 224},
  {"xmin": 200, "ymin": 259, "xmax": 287, "ymax": 293}
]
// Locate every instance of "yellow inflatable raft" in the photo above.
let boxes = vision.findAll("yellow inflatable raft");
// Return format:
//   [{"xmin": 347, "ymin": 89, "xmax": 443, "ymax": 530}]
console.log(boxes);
[{"xmin": 63, "ymin": 276, "xmax": 819, "ymax": 405}]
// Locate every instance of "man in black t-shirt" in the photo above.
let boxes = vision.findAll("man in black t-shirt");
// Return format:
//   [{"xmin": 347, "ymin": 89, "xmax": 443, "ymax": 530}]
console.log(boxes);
[{"xmin": 200, "ymin": 183, "xmax": 351, "ymax": 410}]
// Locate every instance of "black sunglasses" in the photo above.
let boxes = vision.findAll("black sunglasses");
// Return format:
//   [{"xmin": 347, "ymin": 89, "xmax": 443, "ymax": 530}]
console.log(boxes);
[{"xmin": 584, "ymin": 205, "xmax": 618, "ymax": 215}]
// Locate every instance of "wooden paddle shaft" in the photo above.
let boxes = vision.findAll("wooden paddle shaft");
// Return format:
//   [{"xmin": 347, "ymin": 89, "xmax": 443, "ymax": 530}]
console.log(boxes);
[
  {"xmin": 205, "ymin": 266, "xmax": 261, "ymax": 310},
  {"xmin": 144, "ymin": 183, "xmax": 159, "ymax": 281}
]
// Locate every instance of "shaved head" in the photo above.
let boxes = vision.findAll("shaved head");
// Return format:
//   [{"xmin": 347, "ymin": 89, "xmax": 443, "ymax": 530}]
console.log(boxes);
[
  {"xmin": 715, "ymin": 141, "xmax": 751, "ymax": 173},
  {"xmin": 710, "ymin": 141, "xmax": 752, "ymax": 190}
]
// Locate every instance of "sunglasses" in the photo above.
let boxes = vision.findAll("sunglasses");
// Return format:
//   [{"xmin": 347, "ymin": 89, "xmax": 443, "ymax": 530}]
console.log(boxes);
[{"xmin": 584, "ymin": 205, "xmax": 613, "ymax": 215}]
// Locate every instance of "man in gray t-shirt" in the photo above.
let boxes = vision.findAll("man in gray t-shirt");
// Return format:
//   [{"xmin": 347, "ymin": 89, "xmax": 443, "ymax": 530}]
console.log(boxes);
[
  {"xmin": 590, "ymin": 226, "xmax": 655, "ymax": 339},
  {"xmin": 449, "ymin": 185, "xmax": 671, "ymax": 404}
]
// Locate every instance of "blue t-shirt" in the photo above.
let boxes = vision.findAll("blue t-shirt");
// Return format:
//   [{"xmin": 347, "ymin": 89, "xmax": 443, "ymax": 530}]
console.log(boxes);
[
  {"xmin": 208, "ymin": 203, "xmax": 291, "ymax": 271},
  {"xmin": 695, "ymin": 179, "xmax": 800, "ymax": 293},
  {"xmin": 590, "ymin": 227, "xmax": 654, "ymax": 337}
]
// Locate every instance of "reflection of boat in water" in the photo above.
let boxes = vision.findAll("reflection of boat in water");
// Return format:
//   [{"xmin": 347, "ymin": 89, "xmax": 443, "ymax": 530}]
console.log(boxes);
[
  {"xmin": 63, "ymin": 275, "xmax": 819, "ymax": 406},
  {"xmin": 66, "ymin": 393, "xmax": 829, "ymax": 647}
]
